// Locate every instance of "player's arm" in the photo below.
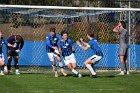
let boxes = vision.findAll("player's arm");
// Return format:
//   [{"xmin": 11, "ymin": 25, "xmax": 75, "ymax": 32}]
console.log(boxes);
[
  {"xmin": 113, "ymin": 23, "xmax": 121, "ymax": 32},
  {"xmin": 3, "ymin": 38, "xmax": 13, "ymax": 47},
  {"xmin": 57, "ymin": 40, "xmax": 62, "ymax": 54},
  {"xmin": 46, "ymin": 35, "xmax": 57, "ymax": 50},
  {"xmin": 69, "ymin": 39, "xmax": 75, "ymax": 52},
  {"xmin": 79, "ymin": 38, "xmax": 88, "ymax": 46},
  {"xmin": 76, "ymin": 40, "xmax": 89, "ymax": 50},
  {"xmin": 19, "ymin": 37, "xmax": 24, "ymax": 50}
]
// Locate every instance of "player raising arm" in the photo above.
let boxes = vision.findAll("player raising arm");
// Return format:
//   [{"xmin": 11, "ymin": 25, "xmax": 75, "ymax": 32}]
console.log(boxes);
[
  {"xmin": 113, "ymin": 21, "xmax": 129, "ymax": 75},
  {"xmin": 58, "ymin": 31, "xmax": 82, "ymax": 78},
  {"xmin": 76, "ymin": 33, "xmax": 103, "ymax": 78}
]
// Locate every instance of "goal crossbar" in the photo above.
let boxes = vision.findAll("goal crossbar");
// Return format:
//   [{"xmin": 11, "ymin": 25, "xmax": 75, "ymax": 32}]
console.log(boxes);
[{"xmin": 0, "ymin": 4, "xmax": 140, "ymax": 11}]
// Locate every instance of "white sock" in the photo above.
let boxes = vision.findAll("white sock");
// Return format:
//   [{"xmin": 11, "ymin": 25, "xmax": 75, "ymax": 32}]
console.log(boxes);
[
  {"xmin": 58, "ymin": 62, "xmax": 63, "ymax": 67},
  {"xmin": 16, "ymin": 69, "xmax": 19, "ymax": 73},
  {"xmin": 72, "ymin": 69, "xmax": 78, "ymax": 75},
  {"xmin": 86, "ymin": 64, "xmax": 96, "ymax": 75},
  {"xmin": 59, "ymin": 62, "xmax": 64, "ymax": 72},
  {"xmin": 1, "ymin": 70, "xmax": 3, "ymax": 73}
]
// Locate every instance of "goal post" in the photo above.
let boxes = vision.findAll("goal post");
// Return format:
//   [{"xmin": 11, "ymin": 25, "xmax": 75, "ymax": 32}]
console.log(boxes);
[{"xmin": 0, "ymin": 4, "xmax": 139, "ymax": 73}]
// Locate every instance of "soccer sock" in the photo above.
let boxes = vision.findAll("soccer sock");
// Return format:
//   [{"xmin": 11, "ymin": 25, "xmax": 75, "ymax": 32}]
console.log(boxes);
[
  {"xmin": 7, "ymin": 62, "xmax": 11, "ymax": 71},
  {"xmin": 125, "ymin": 62, "xmax": 129, "ymax": 72},
  {"xmin": 52, "ymin": 65, "xmax": 57, "ymax": 72},
  {"xmin": 72, "ymin": 69, "xmax": 78, "ymax": 75},
  {"xmin": 86, "ymin": 64, "xmax": 96, "ymax": 75},
  {"xmin": 14, "ymin": 57, "xmax": 19, "ymax": 69},
  {"xmin": 7, "ymin": 57, "xmax": 12, "ymax": 71},
  {"xmin": 120, "ymin": 62, "xmax": 125, "ymax": 71},
  {"xmin": 58, "ymin": 62, "xmax": 64, "ymax": 72}
]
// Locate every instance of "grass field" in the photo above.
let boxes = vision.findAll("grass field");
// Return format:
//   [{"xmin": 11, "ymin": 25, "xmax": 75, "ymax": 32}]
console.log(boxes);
[{"xmin": 0, "ymin": 72, "xmax": 140, "ymax": 93}]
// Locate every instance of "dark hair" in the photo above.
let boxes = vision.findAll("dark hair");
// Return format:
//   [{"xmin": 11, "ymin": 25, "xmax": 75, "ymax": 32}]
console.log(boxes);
[
  {"xmin": 87, "ymin": 31, "xmax": 94, "ymax": 38},
  {"xmin": 16, "ymin": 35, "xmax": 23, "ymax": 42},
  {"xmin": 50, "ymin": 27, "xmax": 55, "ymax": 32},
  {"xmin": 120, "ymin": 21, "xmax": 126, "ymax": 29},
  {"xmin": 61, "ymin": 31, "xmax": 68, "ymax": 36}
]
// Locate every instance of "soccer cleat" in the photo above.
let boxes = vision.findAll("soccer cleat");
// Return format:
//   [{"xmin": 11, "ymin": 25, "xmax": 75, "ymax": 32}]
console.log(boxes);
[
  {"xmin": 7, "ymin": 70, "xmax": 11, "ymax": 75},
  {"xmin": 15, "ymin": 72, "xmax": 20, "ymax": 75},
  {"xmin": 55, "ymin": 72, "xmax": 59, "ymax": 77},
  {"xmin": 117, "ymin": 72, "xmax": 125, "ymax": 75},
  {"xmin": 78, "ymin": 73, "xmax": 82, "ymax": 78},
  {"xmin": 15, "ymin": 69, "xmax": 20, "ymax": 75},
  {"xmin": 126, "ymin": 71, "xmax": 130, "ymax": 75},
  {"xmin": 92, "ymin": 75, "xmax": 97, "ymax": 78},
  {"xmin": 0, "ymin": 72, "xmax": 4, "ymax": 75}
]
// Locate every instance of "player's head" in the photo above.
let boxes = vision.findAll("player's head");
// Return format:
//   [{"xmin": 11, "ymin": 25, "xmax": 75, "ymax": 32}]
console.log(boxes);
[
  {"xmin": 61, "ymin": 31, "xmax": 68, "ymax": 41},
  {"xmin": 119, "ymin": 21, "xmax": 126, "ymax": 29},
  {"xmin": 50, "ymin": 27, "xmax": 56, "ymax": 37},
  {"xmin": 16, "ymin": 35, "xmax": 23, "ymax": 42},
  {"xmin": 87, "ymin": 32, "xmax": 94, "ymax": 40}
]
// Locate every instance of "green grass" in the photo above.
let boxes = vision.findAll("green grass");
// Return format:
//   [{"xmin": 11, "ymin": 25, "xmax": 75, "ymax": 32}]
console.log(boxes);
[{"xmin": 0, "ymin": 73, "xmax": 140, "ymax": 93}]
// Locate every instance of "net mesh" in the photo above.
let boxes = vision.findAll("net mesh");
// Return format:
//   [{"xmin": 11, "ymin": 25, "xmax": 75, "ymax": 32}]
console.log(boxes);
[{"xmin": 0, "ymin": 5, "xmax": 139, "ymax": 73}]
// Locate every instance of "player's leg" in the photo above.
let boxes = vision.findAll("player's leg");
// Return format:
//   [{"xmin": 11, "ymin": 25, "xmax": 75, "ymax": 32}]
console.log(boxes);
[
  {"xmin": 118, "ymin": 47, "xmax": 126, "ymax": 75},
  {"xmin": 65, "ymin": 54, "xmax": 81, "ymax": 77},
  {"xmin": 118, "ymin": 55, "xmax": 125, "ymax": 75},
  {"xmin": 7, "ymin": 56, "xmax": 12, "ymax": 74},
  {"xmin": 47, "ymin": 53, "xmax": 58, "ymax": 77},
  {"xmin": 71, "ymin": 63, "xmax": 82, "ymax": 78},
  {"xmin": 0, "ymin": 59, "xmax": 5, "ymax": 75},
  {"xmin": 89, "ymin": 55, "xmax": 102, "ymax": 78},
  {"xmin": 84, "ymin": 59, "xmax": 97, "ymax": 77},
  {"xmin": 55, "ymin": 55, "xmax": 67, "ymax": 76},
  {"xmin": 124, "ymin": 49, "xmax": 129, "ymax": 75},
  {"xmin": 0, "ymin": 54, "xmax": 6, "ymax": 75},
  {"xmin": 13, "ymin": 56, "xmax": 20, "ymax": 75}
]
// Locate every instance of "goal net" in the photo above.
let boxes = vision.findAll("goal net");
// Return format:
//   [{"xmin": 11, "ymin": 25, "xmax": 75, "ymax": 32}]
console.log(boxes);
[{"xmin": 0, "ymin": 5, "xmax": 139, "ymax": 73}]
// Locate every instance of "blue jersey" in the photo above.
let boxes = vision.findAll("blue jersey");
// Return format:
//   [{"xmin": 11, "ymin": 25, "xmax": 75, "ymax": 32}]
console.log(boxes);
[
  {"xmin": 46, "ymin": 33, "xmax": 61, "ymax": 53},
  {"xmin": 88, "ymin": 38, "xmax": 103, "ymax": 56},
  {"xmin": 58, "ymin": 38, "xmax": 74, "ymax": 57},
  {"xmin": 0, "ymin": 37, "xmax": 8, "ymax": 54}
]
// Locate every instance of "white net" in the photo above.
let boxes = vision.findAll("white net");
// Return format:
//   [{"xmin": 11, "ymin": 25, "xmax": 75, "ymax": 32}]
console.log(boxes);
[{"xmin": 0, "ymin": 5, "xmax": 139, "ymax": 73}]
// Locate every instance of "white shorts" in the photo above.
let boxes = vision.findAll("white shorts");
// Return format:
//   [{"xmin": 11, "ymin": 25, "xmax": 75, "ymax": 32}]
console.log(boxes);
[
  {"xmin": 63, "ymin": 53, "xmax": 76, "ymax": 65},
  {"xmin": 89, "ymin": 55, "xmax": 102, "ymax": 64},
  {"xmin": 47, "ymin": 50, "xmax": 60, "ymax": 62},
  {"xmin": 0, "ymin": 53, "xmax": 4, "ymax": 61}
]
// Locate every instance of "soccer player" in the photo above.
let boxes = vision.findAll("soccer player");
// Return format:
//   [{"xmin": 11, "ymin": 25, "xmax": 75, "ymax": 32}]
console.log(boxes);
[
  {"xmin": 0, "ymin": 31, "xmax": 13, "ymax": 75},
  {"xmin": 46, "ymin": 28, "xmax": 67, "ymax": 77},
  {"xmin": 76, "ymin": 33, "xmax": 103, "ymax": 78},
  {"xmin": 7, "ymin": 35, "xmax": 24, "ymax": 75},
  {"xmin": 113, "ymin": 21, "xmax": 129, "ymax": 75},
  {"xmin": 58, "ymin": 31, "xmax": 82, "ymax": 78}
]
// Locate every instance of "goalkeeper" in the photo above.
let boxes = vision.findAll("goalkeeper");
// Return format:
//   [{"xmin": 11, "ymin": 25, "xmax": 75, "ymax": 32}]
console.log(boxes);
[{"xmin": 7, "ymin": 35, "xmax": 24, "ymax": 75}]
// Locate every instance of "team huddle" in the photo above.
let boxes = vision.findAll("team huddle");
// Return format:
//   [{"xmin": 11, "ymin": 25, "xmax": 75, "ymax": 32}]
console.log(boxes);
[{"xmin": 0, "ymin": 20, "xmax": 129, "ymax": 78}]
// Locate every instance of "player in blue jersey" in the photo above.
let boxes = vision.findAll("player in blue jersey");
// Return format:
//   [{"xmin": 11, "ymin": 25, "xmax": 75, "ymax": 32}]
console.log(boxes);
[
  {"xmin": 46, "ymin": 28, "xmax": 67, "ymax": 77},
  {"xmin": 58, "ymin": 31, "xmax": 82, "ymax": 78},
  {"xmin": 0, "ymin": 31, "xmax": 14, "ymax": 75},
  {"xmin": 113, "ymin": 21, "xmax": 129, "ymax": 75},
  {"xmin": 77, "ymin": 33, "xmax": 103, "ymax": 78},
  {"xmin": 7, "ymin": 35, "xmax": 24, "ymax": 75}
]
